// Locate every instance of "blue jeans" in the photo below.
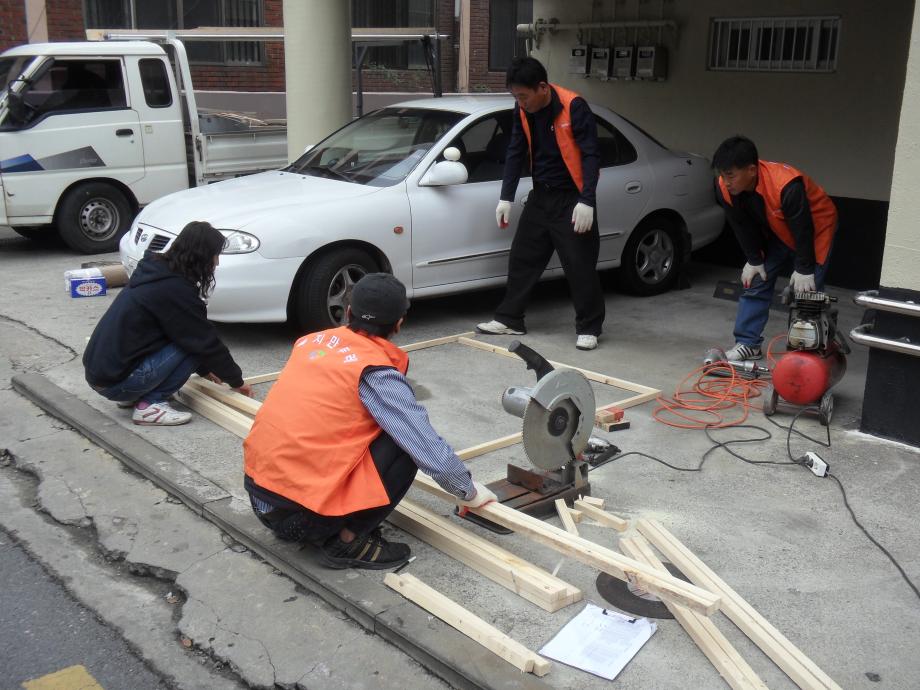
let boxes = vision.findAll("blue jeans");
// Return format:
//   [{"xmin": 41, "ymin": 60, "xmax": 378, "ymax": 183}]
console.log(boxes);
[
  {"xmin": 97, "ymin": 344, "xmax": 199, "ymax": 405},
  {"xmin": 734, "ymin": 235, "xmax": 831, "ymax": 347}
]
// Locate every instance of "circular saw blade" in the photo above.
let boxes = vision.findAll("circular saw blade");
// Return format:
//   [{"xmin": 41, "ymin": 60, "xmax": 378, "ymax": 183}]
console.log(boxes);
[{"xmin": 522, "ymin": 398, "xmax": 580, "ymax": 470}]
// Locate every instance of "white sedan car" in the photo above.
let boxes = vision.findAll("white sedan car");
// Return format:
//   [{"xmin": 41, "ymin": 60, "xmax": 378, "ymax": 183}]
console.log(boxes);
[{"xmin": 120, "ymin": 96, "xmax": 723, "ymax": 330}]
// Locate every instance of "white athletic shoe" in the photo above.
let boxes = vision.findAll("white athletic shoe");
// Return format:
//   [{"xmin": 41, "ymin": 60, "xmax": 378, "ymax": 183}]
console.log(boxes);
[
  {"xmin": 476, "ymin": 320, "xmax": 526, "ymax": 335},
  {"xmin": 576, "ymin": 335, "xmax": 598, "ymax": 351},
  {"xmin": 725, "ymin": 343, "xmax": 763, "ymax": 362},
  {"xmin": 132, "ymin": 402, "xmax": 192, "ymax": 426}
]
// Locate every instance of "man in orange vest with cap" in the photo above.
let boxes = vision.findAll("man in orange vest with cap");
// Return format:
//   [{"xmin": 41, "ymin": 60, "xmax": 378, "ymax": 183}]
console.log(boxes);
[
  {"xmin": 477, "ymin": 56, "xmax": 604, "ymax": 351},
  {"xmin": 243, "ymin": 273, "xmax": 497, "ymax": 570},
  {"xmin": 713, "ymin": 135, "xmax": 838, "ymax": 361}
]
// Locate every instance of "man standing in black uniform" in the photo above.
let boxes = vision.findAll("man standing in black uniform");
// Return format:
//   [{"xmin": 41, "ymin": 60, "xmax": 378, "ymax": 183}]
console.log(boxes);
[{"xmin": 476, "ymin": 57, "xmax": 604, "ymax": 350}]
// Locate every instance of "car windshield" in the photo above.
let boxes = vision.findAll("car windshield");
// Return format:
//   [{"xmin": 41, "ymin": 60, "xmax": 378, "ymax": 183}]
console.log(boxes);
[
  {"xmin": 0, "ymin": 55, "xmax": 36, "ymax": 97},
  {"xmin": 287, "ymin": 107, "xmax": 464, "ymax": 186}
]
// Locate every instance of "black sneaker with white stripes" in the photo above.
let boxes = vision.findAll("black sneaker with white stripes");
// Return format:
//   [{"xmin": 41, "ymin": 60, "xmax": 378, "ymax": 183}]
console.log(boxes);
[
  {"xmin": 725, "ymin": 343, "xmax": 763, "ymax": 362},
  {"xmin": 320, "ymin": 528, "xmax": 411, "ymax": 570}
]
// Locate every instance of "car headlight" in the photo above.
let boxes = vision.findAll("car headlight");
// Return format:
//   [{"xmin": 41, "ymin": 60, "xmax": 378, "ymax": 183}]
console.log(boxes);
[{"xmin": 221, "ymin": 230, "xmax": 260, "ymax": 254}]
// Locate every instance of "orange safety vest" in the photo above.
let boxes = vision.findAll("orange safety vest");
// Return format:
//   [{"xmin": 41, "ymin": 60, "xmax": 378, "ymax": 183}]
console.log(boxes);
[
  {"xmin": 519, "ymin": 84, "xmax": 585, "ymax": 192},
  {"xmin": 243, "ymin": 326, "xmax": 410, "ymax": 516},
  {"xmin": 718, "ymin": 160, "xmax": 838, "ymax": 265}
]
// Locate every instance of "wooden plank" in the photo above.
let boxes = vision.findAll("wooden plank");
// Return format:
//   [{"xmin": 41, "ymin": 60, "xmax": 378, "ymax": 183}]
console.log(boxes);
[
  {"xmin": 456, "ymin": 432, "xmax": 523, "ymax": 461},
  {"xmin": 400, "ymin": 331, "xmax": 475, "ymax": 352},
  {"xmin": 389, "ymin": 501, "xmax": 580, "ymax": 612},
  {"xmin": 456, "ymin": 336, "xmax": 658, "ymax": 394},
  {"xmin": 567, "ymin": 508, "xmax": 584, "ymax": 523},
  {"xmin": 175, "ymin": 387, "xmax": 254, "ymax": 438},
  {"xmin": 579, "ymin": 495, "xmax": 605, "ymax": 509},
  {"xmin": 385, "ymin": 573, "xmax": 551, "ymax": 676},
  {"xmin": 174, "ymin": 387, "xmax": 581, "ymax": 612},
  {"xmin": 185, "ymin": 376, "xmax": 260, "ymax": 416},
  {"xmin": 412, "ymin": 474, "xmax": 720, "ymax": 616},
  {"xmin": 573, "ymin": 499, "xmax": 629, "ymax": 532},
  {"xmin": 555, "ymin": 499, "xmax": 579, "ymax": 536},
  {"xmin": 636, "ymin": 519, "xmax": 841, "ymax": 690},
  {"xmin": 239, "ymin": 332, "xmax": 472, "ymax": 387},
  {"xmin": 604, "ymin": 390, "xmax": 661, "ymax": 411},
  {"xmin": 243, "ymin": 371, "xmax": 281, "ymax": 385},
  {"xmin": 620, "ymin": 537, "xmax": 768, "ymax": 690}
]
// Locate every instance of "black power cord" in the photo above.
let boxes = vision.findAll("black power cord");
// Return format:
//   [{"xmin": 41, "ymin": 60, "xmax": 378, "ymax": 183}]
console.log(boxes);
[{"xmin": 590, "ymin": 409, "xmax": 920, "ymax": 602}]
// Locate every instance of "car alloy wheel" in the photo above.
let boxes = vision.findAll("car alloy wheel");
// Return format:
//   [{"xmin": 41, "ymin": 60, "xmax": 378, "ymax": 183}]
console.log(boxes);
[
  {"xmin": 633, "ymin": 227, "xmax": 675, "ymax": 286},
  {"xmin": 327, "ymin": 263, "xmax": 370, "ymax": 325}
]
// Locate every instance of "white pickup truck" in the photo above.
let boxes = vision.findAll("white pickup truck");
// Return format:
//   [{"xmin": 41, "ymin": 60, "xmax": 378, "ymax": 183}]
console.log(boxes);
[{"xmin": 0, "ymin": 39, "xmax": 287, "ymax": 253}]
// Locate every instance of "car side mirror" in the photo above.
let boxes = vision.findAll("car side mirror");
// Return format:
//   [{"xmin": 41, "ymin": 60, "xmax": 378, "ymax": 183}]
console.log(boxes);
[
  {"xmin": 6, "ymin": 89, "xmax": 26, "ymax": 124},
  {"xmin": 419, "ymin": 146, "xmax": 468, "ymax": 187}
]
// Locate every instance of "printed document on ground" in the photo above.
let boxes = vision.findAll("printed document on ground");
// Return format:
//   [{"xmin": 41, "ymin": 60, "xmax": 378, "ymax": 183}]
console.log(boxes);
[{"xmin": 539, "ymin": 603, "xmax": 657, "ymax": 680}]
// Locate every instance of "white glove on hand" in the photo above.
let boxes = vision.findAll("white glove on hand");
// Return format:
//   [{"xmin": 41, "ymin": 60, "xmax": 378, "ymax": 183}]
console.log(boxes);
[
  {"xmin": 790, "ymin": 271, "xmax": 816, "ymax": 292},
  {"xmin": 741, "ymin": 262, "xmax": 767, "ymax": 288},
  {"xmin": 495, "ymin": 200, "xmax": 512, "ymax": 229},
  {"xmin": 457, "ymin": 481, "xmax": 498, "ymax": 515},
  {"xmin": 571, "ymin": 202, "xmax": 594, "ymax": 234}
]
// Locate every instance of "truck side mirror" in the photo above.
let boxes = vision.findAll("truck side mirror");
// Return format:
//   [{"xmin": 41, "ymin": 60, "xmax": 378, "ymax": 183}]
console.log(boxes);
[
  {"xmin": 419, "ymin": 146, "xmax": 468, "ymax": 187},
  {"xmin": 6, "ymin": 88, "xmax": 26, "ymax": 124}
]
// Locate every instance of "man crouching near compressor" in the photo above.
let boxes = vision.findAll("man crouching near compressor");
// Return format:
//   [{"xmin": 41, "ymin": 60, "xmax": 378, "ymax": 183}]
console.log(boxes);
[{"xmin": 243, "ymin": 273, "xmax": 497, "ymax": 570}]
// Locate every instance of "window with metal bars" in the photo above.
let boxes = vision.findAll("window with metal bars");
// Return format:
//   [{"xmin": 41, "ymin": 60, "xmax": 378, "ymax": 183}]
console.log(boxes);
[
  {"xmin": 84, "ymin": 0, "xmax": 264, "ymax": 66},
  {"xmin": 352, "ymin": 0, "xmax": 433, "ymax": 70},
  {"xmin": 708, "ymin": 16, "xmax": 840, "ymax": 72}
]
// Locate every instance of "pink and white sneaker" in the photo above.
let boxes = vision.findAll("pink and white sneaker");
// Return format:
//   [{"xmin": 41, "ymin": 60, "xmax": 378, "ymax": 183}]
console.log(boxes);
[{"xmin": 132, "ymin": 402, "xmax": 191, "ymax": 426}]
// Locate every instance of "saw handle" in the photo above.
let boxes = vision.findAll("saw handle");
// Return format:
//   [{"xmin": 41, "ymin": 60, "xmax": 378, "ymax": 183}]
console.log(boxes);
[{"xmin": 508, "ymin": 340, "xmax": 555, "ymax": 380}]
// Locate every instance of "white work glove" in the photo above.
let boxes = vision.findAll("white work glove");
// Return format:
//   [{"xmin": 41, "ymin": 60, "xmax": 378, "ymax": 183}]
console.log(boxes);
[
  {"xmin": 495, "ymin": 200, "xmax": 512, "ymax": 229},
  {"xmin": 571, "ymin": 202, "xmax": 594, "ymax": 234},
  {"xmin": 741, "ymin": 262, "xmax": 767, "ymax": 288},
  {"xmin": 456, "ymin": 481, "xmax": 498, "ymax": 516},
  {"xmin": 790, "ymin": 271, "xmax": 816, "ymax": 292}
]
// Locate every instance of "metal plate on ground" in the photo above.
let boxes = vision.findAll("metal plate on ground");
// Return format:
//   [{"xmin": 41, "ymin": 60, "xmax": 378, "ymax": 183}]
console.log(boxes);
[{"xmin": 595, "ymin": 562, "xmax": 690, "ymax": 619}]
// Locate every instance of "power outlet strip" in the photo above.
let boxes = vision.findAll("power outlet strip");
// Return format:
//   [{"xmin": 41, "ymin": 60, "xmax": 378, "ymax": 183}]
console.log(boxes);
[{"xmin": 801, "ymin": 451, "xmax": 829, "ymax": 477}]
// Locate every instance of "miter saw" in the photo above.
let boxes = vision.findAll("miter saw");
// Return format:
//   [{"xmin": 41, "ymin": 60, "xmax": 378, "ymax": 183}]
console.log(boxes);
[{"xmin": 459, "ymin": 341, "xmax": 619, "ymax": 532}]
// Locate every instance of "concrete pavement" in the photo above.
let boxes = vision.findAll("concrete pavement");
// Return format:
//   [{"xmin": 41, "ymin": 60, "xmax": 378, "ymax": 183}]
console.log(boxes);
[{"xmin": 2, "ymin": 226, "xmax": 919, "ymax": 688}]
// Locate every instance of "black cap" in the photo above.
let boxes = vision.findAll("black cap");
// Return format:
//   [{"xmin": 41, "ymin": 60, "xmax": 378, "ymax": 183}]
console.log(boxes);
[{"xmin": 349, "ymin": 273, "xmax": 410, "ymax": 324}]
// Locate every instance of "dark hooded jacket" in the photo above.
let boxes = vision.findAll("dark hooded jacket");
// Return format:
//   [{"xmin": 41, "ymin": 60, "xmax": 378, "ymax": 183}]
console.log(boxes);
[{"xmin": 83, "ymin": 255, "xmax": 243, "ymax": 388}]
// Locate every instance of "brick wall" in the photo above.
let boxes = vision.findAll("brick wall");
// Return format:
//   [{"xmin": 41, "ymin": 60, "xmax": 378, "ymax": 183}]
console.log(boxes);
[
  {"xmin": 352, "ymin": 0, "xmax": 457, "ymax": 94},
  {"xmin": 0, "ymin": 0, "xmax": 27, "ymax": 52},
  {"xmin": 468, "ymin": 0, "xmax": 507, "ymax": 92},
  {"xmin": 189, "ymin": 0, "xmax": 284, "ymax": 91},
  {"xmin": 33, "ymin": 0, "xmax": 501, "ymax": 95},
  {"xmin": 46, "ymin": 0, "xmax": 85, "ymax": 41}
]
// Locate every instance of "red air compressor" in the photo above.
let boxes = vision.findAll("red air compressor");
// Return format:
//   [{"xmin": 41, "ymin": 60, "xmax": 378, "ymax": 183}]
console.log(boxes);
[{"xmin": 764, "ymin": 289, "xmax": 850, "ymax": 425}]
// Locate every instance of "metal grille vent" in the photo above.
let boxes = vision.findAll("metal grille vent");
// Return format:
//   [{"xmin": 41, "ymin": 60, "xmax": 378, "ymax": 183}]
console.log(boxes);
[{"xmin": 709, "ymin": 16, "xmax": 840, "ymax": 73}]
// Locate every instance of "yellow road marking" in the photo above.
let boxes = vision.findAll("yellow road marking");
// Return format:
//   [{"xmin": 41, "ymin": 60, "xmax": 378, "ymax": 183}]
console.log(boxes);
[{"xmin": 22, "ymin": 664, "xmax": 104, "ymax": 690}]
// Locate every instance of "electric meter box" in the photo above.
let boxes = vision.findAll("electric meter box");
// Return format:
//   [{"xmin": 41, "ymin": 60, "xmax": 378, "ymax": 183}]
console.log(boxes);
[
  {"xmin": 590, "ymin": 47, "xmax": 612, "ymax": 79},
  {"xmin": 635, "ymin": 45, "xmax": 668, "ymax": 80},
  {"xmin": 569, "ymin": 45, "xmax": 591, "ymax": 75},
  {"xmin": 611, "ymin": 45, "xmax": 636, "ymax": 79}
]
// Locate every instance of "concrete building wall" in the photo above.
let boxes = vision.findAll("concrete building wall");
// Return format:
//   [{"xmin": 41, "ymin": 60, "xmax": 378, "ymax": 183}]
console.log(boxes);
[
  {"xmin": 883, "ymin": 3, "xmax": 920, "ymax": 292},
  {"xmin": 531, "ymin": 0, "xmax": 914, "ymax": 202},
  {"xmin": 527, "ymin": 0, "xmax": 914, "ymax": 289}
]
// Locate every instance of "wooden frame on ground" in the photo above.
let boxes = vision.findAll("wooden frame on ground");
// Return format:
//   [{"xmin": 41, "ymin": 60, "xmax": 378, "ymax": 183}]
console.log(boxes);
[{"xmin": 241, "ymin": 331, "xmax": 660, "ymax": 456}]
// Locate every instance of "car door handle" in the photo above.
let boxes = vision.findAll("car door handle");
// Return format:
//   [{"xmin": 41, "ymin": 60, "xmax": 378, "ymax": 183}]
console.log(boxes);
[
  {"xmin": 625, "ymin": 181, "xmax": 642, "ymax": 194},
  {"xmin": 116, "ymin": 128, "xmax": 134, "ymax": 137}
]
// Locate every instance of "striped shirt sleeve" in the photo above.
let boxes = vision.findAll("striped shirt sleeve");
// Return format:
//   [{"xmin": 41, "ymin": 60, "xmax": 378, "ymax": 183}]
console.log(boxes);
[{"xmin": 359, "ymin": 367, "xmax": 475, "ymax": 500}]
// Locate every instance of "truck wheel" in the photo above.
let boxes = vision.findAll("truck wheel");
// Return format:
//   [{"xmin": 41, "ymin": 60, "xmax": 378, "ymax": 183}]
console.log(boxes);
[
  {"xmin": 616, "ymin": 217, "xmax": 681, "ymax": 296},
  {"xmin": 293, "ymin": 248, "xmax": 379, "ymax": 333},
  {"xmin": 55, "ymin": 182, "xmax": 133, "ymax": 254}
]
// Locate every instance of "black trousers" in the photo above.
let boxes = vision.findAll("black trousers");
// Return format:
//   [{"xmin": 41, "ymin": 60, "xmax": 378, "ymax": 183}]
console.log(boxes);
[
  {"xmin": 495, "ymin": 186, "xmax": 605, "ymax": 336},
  {"xmin": 245, "ymin": 433, "xmax": 418, "ymax": 545}
]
